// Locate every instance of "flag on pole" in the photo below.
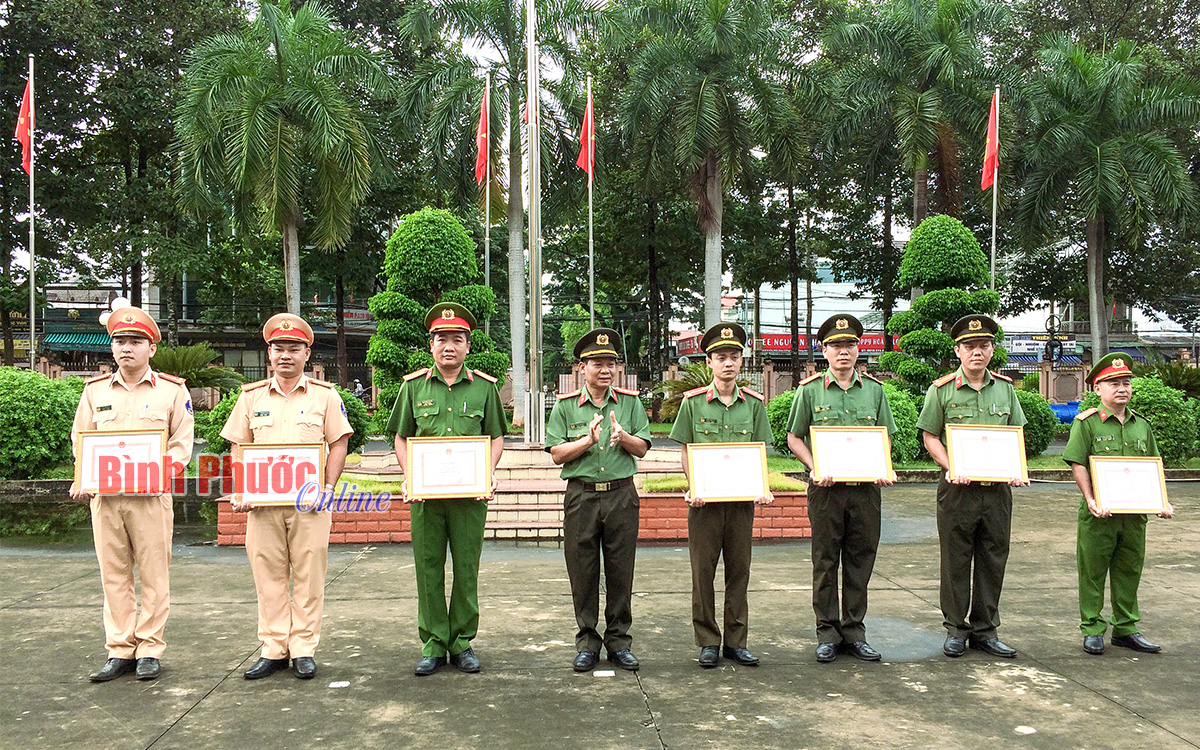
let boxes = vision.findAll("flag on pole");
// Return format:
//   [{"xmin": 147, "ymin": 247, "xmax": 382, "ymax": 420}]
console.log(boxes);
[
  {"xmin": 474, "ymin": 79, "xmax": 489, "ymax": 185},
  {"xmin": 575, "ymin": 88, "xmax": 595, "ymax": 184},
  {"xmin": 14, "ymin": 80, "xmax": 33, "ymax": 175},
  {"xmin": 981, "ymin": 89, "xmax": 999, "ymax": 190}
]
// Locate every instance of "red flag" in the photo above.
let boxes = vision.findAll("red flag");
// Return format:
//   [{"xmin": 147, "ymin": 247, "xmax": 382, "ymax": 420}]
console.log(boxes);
[
  {"xmin": 14, "ymin": 80, "xmax": 32, "ymax": 175},
  {"xmin": 981, "ymin": 89, "xmax": 998, "ymax": 190},
  {"xmin": 474, "ymin": 80, "xmax": 489, "ymax": 186},
  {"xmin": 575, "ymin": 88, "xmax": 594, "ymax": 184}
]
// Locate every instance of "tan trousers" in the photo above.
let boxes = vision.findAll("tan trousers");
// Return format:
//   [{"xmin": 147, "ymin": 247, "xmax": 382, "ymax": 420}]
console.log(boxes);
[
  {"xmin": 90, "ymin": 494, "xmax": 173, "ymax": 659},
  {"xmin": 245, "ymin": 507, "xmax": 332, "ymax": 659}
]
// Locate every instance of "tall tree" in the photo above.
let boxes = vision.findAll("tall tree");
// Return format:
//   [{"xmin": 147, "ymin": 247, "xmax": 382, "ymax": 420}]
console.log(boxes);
[
  {"xmin": 1014, "ymin": 37, "xmax": 1199, "ymax": 357},
  {"xmin": 615, "ymin": 0, "xmax": 797, "ymax": 329},
  {"xmin": 174, "ymin": 0, "xmax": 391, "ymax": 315}
]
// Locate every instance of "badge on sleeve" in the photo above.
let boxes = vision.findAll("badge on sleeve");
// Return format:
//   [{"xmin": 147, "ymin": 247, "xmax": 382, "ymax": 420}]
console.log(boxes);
[
  {"xmin": 185, "ymin": 399, "xmax": 193, "ymax": 414},
  {"xmin": 341, "ymin": 402, "xmax": 347, "ymax": 416}
]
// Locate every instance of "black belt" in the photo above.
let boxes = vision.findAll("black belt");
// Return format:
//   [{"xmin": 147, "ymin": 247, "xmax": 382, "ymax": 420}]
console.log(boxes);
[{"xmin": 568, "ymin": 476, "xmax": 634, "ymax": 492}]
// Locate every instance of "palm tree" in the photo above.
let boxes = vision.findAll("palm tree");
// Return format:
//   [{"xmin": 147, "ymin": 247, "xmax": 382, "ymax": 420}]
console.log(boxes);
[
  {"xmin": 1015, "ymin": 36, "xmax": 1199, "ymax": 357},
  {"xmin": 614, "ymin": 0, "xmax": 797, "ymax": 329},
  {"xmin": 174, "ymin": 0, "xmax": 391, "ymax": 315},
  {"xmin": 151, "ymin": 343, "xmax": 245, "ymax": 391},
  {"xmin": 396, "ymin": 0, "xmax": 592, "ymax": 421},
  {"xmin": 826, "ymin": 0, "xmax": 1007, "ymax": 224}
]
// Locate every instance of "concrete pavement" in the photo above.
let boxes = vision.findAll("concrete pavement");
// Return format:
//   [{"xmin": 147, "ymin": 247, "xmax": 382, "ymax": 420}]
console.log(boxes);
[{"xmin": 3, "ymin": 482, "xmax": 1200, "ymax": 749}]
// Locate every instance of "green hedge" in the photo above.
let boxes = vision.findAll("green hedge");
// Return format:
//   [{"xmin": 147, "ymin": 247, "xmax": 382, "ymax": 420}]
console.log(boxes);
[
  {"xmin": 1014, "ymin": 389, "xmax": 1056, "ymax": 458},
  {"xmin": 882, "ymin": 381, "xmax": 920, "ymax": 462},
  {"xmin": 1081, "ymin": 377, "xmax": 1194, "ymax": 465},
  {"xmin": 0, "ymin": 368, "xmax": 84, "ymax": 480},
  {"xmin": 766, "ymin": 389, "xmax": 796, "ymax": 454}
]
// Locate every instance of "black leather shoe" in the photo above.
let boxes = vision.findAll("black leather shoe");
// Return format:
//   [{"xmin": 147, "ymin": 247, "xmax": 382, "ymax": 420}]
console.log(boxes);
[
  {"xmin": 970, "ymin": 637, "xmax": 1017, "ymax": 658},
  {"xmin": 89, "ymin": 657, "xmax": 136, "ymax": 682},
  {"xmin": 1112, "ymin": 633, "xmax": 1161, "ymax": 653},
  {"xmin": 135, "ymin": 657, "xmax": 161, "ymax": 680},
  {"xmin": 698, "ymin": 646, "xmax": 720, "ymax": 668},
  {"xmin": 451, "ymin": 648, "xmax": 481, "ymax": 673},
  {"xmin": 1083, "ymin": 635, "xmax": 1105, "ymax": 655},
  {"xmin": 943, "ymin": 637, "xmax": 966, "ymax": 657},
  {"xmin": 244, "ymin": 657, "xmax": 290, "ymax": 680},
  {"xmin": 293, "ymin": 657, "xmax": 317, "ymax": 679},
  {"xmin": 414, "ymin": 656, "xmax": 447, "ymax": 676},
  {"xmin": 607, "ymin": 649, "xmax": 640, "ymax": 671},
  {"xmin": 816, "ymin": 642, "xmax": 838, "ymax": 663},
  {"xmin": 846, "ymin": 641, "xmax": 881, "ymax": 661},
  {"xmin": 722, "ymin": 646, "xmax": 759, "ymax": 666},
  {"xmin": 573, "ymin": 651, "xmax": 599, "ymax": 672}
]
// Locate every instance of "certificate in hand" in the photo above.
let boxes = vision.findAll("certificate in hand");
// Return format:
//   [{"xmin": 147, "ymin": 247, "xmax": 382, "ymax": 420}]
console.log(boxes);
[
  {"xmin": 406, "ymin": 436, "xmax": 492, "ymax": 499},
  {"xmin": 809, "ymin": 426, "xmax": 895, "ymax": 483},
  {"xmin": 945, "ymin": 425, "xmax": 1028, "ymax": 483},
  {"xmin": 235, "ymin": 443, "xmax": 327, "ymax": 507},
  {"xmin": 75, "ymin": 429, "xmax": 168, "ymax": 494},
  {"xmin": 685, "ymin": 442, "xmax": 769, "ymax": 502},
  {"xmin": 1089, "ymin": 456, "xmax": 1169, "ymax": 514}
]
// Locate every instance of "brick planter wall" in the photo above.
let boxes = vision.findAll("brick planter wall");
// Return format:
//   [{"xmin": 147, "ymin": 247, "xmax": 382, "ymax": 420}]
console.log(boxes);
[{"xmin": 217, "ymin": 490, "xmax": 810, "ymax": 545}]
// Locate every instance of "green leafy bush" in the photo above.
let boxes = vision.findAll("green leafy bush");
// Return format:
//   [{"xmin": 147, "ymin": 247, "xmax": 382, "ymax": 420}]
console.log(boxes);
[
  {"xmin": 1019, "ymin": 373, "xmax": 1040, "ymax": 392},
  {"xmin": 443, "ymin": 285, "xmax": 497, "ymax": 323},
  {"xmin": 1133, "ymin": 355, "xmax": 1200, "ymax": 399},
  {"xmin": 1081, "ymin": 377, "xmax": 1194, "ymax": 465},
  {"xmin": 1015, "ymin": 389, "xmax": 1057, "ymax": 457},
  {"xmin": 0, "ymin": 368, "xmax": 84, "ymax": 480},
  {"xmin": 150, "ymin": 342, "xmax": 243, "ymax": 391},
  {"xmin": 767, "ymin": 389, "xmax": 796, "ymax": 454},
  {"xmin": 384, "ymin": 207, "xmax": 477, "ymax": 300},
  {"xmin": 898, "ymin": 215, "xmax": 989, "ymax": 290},
  {"xmin": 882, "ymin": 380, "xmax": 920, "ymax": 462}
]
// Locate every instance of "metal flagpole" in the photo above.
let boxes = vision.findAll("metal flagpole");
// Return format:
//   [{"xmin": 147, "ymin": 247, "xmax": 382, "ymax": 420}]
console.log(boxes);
[
  {"xmin": 484, "ymin": 71, "xmax": 490, "ymax": 336},
  {"xmin": 989, "ymin": 85, "xmax": 999, "ymax": 293},
  {"xmin": 27, "ymin": 55, "xmax": 36, "ymax": 371},
  {"xmin": 586, "ymin": 74, "xmax": 594, "ymax": 330},
  {"xmin": 525, "ymin": 0, "xmax": 544, "ymax": 444}
]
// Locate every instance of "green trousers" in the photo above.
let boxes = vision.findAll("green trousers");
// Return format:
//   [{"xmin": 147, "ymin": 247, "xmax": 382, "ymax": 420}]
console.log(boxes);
[
  {"xmin": 936, "ymin": 479, "xmax": 1011, "ymax": 639},
  {"xmin": 688, "ymin": 501, "xmax": 755, "ymax": 648},
  {"xmin": 808, "ymin": 483, "xmax": 882, "ymax": 645},
  {"xmin": 1077, "ymin": 501, "xmax": 1146, "ymax": 637},
  {"xmin": 410, "ymin": 498, "xmax": 488, "ymax": 657}
]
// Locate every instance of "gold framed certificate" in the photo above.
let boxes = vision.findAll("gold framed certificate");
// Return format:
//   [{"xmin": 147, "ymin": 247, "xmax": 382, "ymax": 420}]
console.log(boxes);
[
  {"xmin": 685, "ymin": 442, "xmax": 769, "ymax": 502},
  {"xmin": 809, "ymin": 426, "xmax": 895, "ymax": 483},
  {"xmin": 1089, "ymin": 456, "xmax": 1169, "ymax": 514},
  {"xmin": 945, "ymin": 425, "xmax": 1028, "ymax": 483},
  {"xmin": 234, "ymin": 443, "xmax": 327, "ymax": 507},
  {"xmin": 75, "ymin": 429, "xmax": 168, "ymax": 495},
  {"xmin": 406, "ymin": 436, "xmax": 493, "ymax": 499}
]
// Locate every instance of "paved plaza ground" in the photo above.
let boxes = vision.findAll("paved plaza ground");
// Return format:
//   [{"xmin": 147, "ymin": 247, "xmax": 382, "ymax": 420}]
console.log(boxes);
[{"xmin": 4, "ymin": 481, "xmax": 1200, "ymax": 749}]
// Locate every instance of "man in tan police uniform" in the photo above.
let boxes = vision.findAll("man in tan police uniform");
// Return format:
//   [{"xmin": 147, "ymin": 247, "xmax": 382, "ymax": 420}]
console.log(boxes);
[
  {"xmin": 71, "ymin": 305, "xmax": 194, "ymax": 682},
  {"xmin": 221, "ymin": 313, "xmax": 353, "ymax": 680}
]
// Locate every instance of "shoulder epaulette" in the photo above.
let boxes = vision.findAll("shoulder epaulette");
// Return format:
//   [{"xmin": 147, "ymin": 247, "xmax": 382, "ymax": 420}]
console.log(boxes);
[
  {"xmin": 242, "ymin": 379, "xmax": 269, "ymax": 392},
  {"xmin": 932, "ymin": 372, "xmax": 956, "ymax": 387},
  {"xmin": 683, "ymin": 385, "xmax": 709, "ymax": 398},
  {"xmin": 991, "ymin": 371, "xmax": 1013, "ymax": 383},
  {"xmin": 473, "ymin": 369, "xmax": 498, "ymax": 383},
  {"xmin": 403, "ymin": 368, "xmax": 430, "ymax": 382},
  {"xmin": 85, "ymin": 373, "xmax": 110, "ymax": 384},
  {"xmin": 159, "ymin": 373, "xmax": 186, "ymax": 385},
  {"xmin": 863, "ymin": 373, "xmax": 884, "ymax": 385},
  {"xmin": 798, "ymin": 372, "xmax": 822, "ymax": 386},
  {"xmin": 614, "ymin": 386, "xmax": 640, "ymax": 397},
  {"xmin": 557, "ymin": 389, "xmax": 580, "ymax": 400},
  {"xmin": 742, "ymin": 387, "xmax": 765, "ymax": 402},
  {"xmin": 308, "ymin": 378, "xmax": 334, "ymax": 389},
  {"xmin": 1075, "ymin": 408, "xmax": 1098, "ymax": 421}
]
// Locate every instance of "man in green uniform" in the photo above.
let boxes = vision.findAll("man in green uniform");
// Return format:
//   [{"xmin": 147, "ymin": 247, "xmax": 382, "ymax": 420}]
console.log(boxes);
[
  {"xmin": 388, "ymin": 302, "xmax": 506, "ymax": 676},
  {"xmin": 670, "ymin": 323, "xmax": 773, "ymax": 669},
  {"xmin": 1064, "ymin": 352, "xmax": 1173, "ymax": 655},
  {"xmin": 786, "ymin": 314, "xmax": 896, "ymax": 663},
  {"xmin": 546, "ymin": 328, "xmax": 652, "ymax": 672},
  {"xmin": 917, "ymin": 314, "xmax": 1027, "ymax": 659}
]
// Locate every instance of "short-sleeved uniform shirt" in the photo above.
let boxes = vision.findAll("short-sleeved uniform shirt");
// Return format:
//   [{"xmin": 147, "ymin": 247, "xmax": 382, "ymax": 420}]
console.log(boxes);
[
  {"xmin": 670, "ymin": 383, "xmax": 772, "ymax": 446},
  {"xmin": 1063, "ymin": 407, "xmax": 1158, "ymax": 465},
  {"xmin": 545, "ymin": 387, "xmax": 652, "ymax": 481},
  {"xmin": 386, "ymin": 367, "xmax": 506, "ymax": 440},
  {"xmin": 220, "ymin": 375, "xmax": 354, "ymax": 447},
  {"xmin": 916, "ymin": 368, "xmax": 1027, "ymax": 440},
  {"xmin": 786, "ymin": 369, "xmax": 897, "ymax": 448},
  {"xmin": 72, "ymin": 369, "xmax": 196, "ymax": 495}
]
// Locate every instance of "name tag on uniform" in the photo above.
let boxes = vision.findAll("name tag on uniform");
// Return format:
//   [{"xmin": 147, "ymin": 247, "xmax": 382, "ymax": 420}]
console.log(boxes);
[
  {"xmin": 813, "ymin": 405, "xmax": 830, "ymax": 413},
  {"xmin": 253, "ymin": 410, "xmax": 270, "ymax": 417},
  {"xmin": 698, "ymin": 417, "xmax": 717, "ymax": 424},
  {"xmin": 96, "ymin": 405, "xmax": 112, "ymax": 412},
  {"xmin": 417, "ymin": 400, "xmax": 435, "ymax": 408}
]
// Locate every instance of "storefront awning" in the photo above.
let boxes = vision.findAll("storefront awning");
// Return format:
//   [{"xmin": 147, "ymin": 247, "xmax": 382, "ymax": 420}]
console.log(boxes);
[{"xmin": 44, "ymin": 333, "xmax": 112, "ymax": 352}]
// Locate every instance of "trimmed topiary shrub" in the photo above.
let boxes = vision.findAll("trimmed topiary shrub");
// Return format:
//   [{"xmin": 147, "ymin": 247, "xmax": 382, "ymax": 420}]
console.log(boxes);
[
  {"xmin": 1014, "ymin": 389, "xmax": 1056, "ymax": 458},
  {"xmin": 882, "ymin": 380, "xmax": 920, "ymax": 462},
  {"xmin": 0, "ymin": 368, "xmax": 84, "ymax": 480},
  {"xmin": 1080, "ymin": 377, "xmax": 1194, "ymax": 465}
]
